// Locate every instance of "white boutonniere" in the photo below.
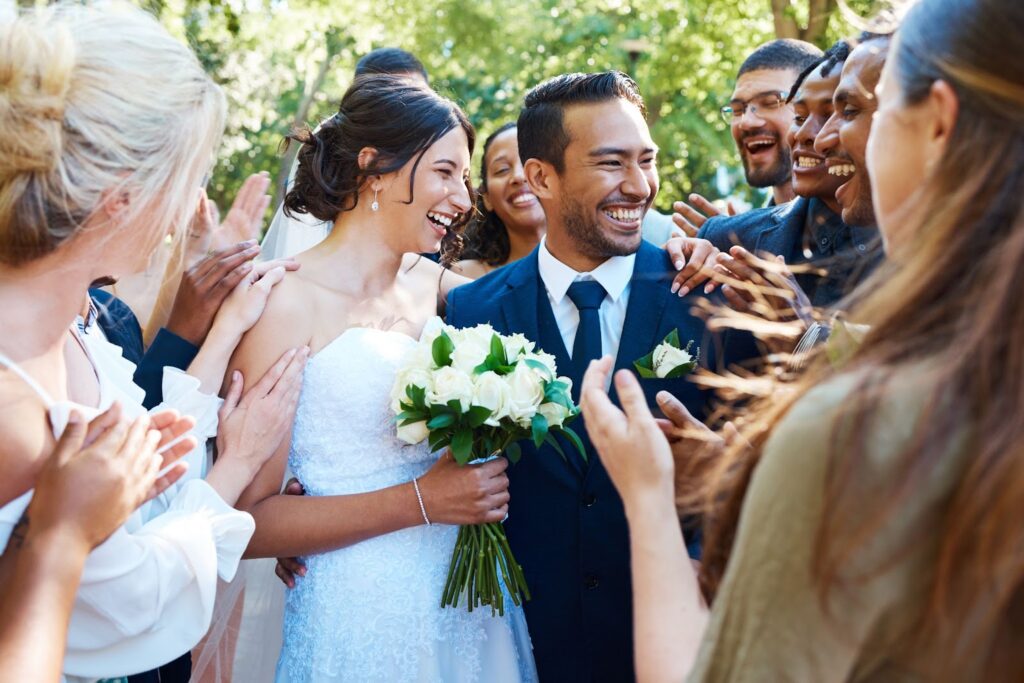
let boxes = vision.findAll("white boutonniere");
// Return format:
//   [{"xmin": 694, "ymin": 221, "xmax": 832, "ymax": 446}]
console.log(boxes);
[{"xmin": 633, "ymin": 329, "xmax": 699, "ymax": 379}]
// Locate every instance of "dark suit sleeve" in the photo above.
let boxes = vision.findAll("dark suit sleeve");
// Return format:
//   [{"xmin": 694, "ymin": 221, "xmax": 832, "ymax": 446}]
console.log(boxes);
[
  {"xmin": 90, "ymin": 289, "xmax": 145, "ymax": 366},
  {"xmin": 134, "ymin": 329, "xmax": 200, "ymax": 409}
]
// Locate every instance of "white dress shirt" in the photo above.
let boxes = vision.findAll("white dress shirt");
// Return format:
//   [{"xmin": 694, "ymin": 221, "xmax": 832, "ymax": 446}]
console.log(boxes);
[
  {"xmin": 537, "ymin": 237, "xmax": 635, "ymax": 362},
  {"xmin": 0, "ymin": 325, "xmax": 253, "ymax": 682}
]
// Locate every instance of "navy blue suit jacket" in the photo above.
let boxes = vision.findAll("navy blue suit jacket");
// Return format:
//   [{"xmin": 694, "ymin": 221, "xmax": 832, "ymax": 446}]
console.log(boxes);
[
  {"xmin": 446, "ymin": 241, "xmax": 714, "ymax": 683},
  {"xmin": 89, "ymin": 290, "xmax": 200, "ymax": 408}
]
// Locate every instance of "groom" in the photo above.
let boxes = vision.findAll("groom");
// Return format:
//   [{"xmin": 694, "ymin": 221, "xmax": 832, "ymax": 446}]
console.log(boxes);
[{"xmin": 446, "ymin": 72, "xmax": 713, "ymax": 682}]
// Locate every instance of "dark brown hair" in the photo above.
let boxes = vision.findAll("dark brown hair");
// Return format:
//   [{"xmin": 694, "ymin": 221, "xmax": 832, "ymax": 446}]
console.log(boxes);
[
  {"xmin": 284, "ymin": 74, "xmax": 475, "ymax": 264},
  {"xmin": 518, "ymin": 71, "xmax": 644, "ymax": 174}
]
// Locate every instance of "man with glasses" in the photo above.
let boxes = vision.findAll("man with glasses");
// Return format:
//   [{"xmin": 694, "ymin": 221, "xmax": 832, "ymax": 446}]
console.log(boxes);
[{"xmin": 672, "ymin": 39, "xmax": 822, "ymax": 235}]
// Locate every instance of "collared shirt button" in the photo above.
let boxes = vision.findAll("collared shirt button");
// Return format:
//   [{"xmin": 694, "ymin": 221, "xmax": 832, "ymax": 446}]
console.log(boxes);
[
  {"xmin": 583, "ymin": 493, "xmax": 597, "ymax": 507},
  {"xmin": 857, "ymin": 243, "xmax": 867, "ymax": 252},
  {"xmin": 584, "ymin": 575, "xmax": 600, "ymax": 590}
]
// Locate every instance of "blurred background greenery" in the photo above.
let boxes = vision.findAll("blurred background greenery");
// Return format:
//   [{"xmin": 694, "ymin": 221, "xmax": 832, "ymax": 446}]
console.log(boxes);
[{"xmin": 113, "ymin": 0, "xmax": 877, "ymax": 219}]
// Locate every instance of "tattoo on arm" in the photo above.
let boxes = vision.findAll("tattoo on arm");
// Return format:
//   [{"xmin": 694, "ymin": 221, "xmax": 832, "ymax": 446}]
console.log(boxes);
[{"xmin": 7, "ymin": 513, "xmax": 28, "ymax": 552}]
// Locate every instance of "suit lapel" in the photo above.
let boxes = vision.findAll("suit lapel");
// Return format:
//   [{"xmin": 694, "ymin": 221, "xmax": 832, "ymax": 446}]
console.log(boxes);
[
  {"xmin": 498, "ymin": 249, "xmax": 585, "ymax": 481},
  {"xmin": 613, "ymin": 241, "xmax": 672, "ymax": 375},
  {"xmin": 498, "ymin": 249, "xmax": 542, "ymax": 347}
]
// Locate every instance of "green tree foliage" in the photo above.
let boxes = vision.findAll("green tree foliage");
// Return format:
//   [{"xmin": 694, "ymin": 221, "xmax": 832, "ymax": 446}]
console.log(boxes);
[{"xmin": 146, "ymin": 0, "xmax": 876, "ymax": 218}]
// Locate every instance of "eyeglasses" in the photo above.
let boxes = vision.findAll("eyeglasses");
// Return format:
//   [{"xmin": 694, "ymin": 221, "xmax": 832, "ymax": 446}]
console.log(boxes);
[{"xmin": 720, "ymin": 91, "xmax": 790, "ymax": 123}]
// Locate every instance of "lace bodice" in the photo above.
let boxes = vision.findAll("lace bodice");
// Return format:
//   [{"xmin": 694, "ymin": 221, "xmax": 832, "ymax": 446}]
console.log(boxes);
[{"xmin": 277, "ymin": 327, "xmax": 536, "ymax": 683}]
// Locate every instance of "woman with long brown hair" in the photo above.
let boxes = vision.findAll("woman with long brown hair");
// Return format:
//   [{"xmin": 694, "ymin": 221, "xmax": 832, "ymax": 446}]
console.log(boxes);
[{"xmin": 581, "ymin": 0, "xmax": 1024, "ymax": 680}]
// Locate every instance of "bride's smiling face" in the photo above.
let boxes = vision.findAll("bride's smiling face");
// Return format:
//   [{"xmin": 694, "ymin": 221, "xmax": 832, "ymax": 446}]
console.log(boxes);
[{"xmin": 377, "ymin": 126, "xmax": 473, "ymax": 254}]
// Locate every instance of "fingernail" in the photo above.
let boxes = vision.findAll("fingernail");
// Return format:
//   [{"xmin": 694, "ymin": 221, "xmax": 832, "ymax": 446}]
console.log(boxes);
[
  {"xmin": 299, "ymin": 567, "xmax": 307, "ymax": 576},
  {"xmin": 704, "ymin": 283, "xmax": 714, "ymax": 294},
  {"xmin": 656, "ymin": 391, "xmax": 670, "ymax": 403},
  {"xmin": 678, "ymin": 286, "xmax": 689, "ymax": 297},
  {"xmin": 233, "ymin": 370, "xmax": 242, "ymax": 382},
  {"xmin": 674, "ymin": 260, "xmax": 684, "ymax": 270},
  {"xmin": 670, "ymin": 282, "xmax": 680, "ymax": 294},
  {"xmin": 67, "ymin": 409, "xmax": 83, "ymax": 425}
]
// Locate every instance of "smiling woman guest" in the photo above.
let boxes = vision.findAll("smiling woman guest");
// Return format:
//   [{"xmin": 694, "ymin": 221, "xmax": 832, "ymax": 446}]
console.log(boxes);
[{"xmin": 457, "ymin": 123, "xmax": 547, "ymax": 279}]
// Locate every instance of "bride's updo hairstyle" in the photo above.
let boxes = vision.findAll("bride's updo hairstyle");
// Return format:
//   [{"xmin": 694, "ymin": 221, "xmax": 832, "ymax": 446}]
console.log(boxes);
[
  {"xmin": 0, "ymin": 3, "xmax": 225, "ymax": 266},
  {"xmin": 284, "ymin": 75, "xmax": 476, "ymax": 264}
]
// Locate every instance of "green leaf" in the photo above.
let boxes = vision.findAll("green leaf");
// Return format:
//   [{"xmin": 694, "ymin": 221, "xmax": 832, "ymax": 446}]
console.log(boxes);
[
  {"xmin": 663, "ymin": 360, "xmax": 698, "ymax": 379},
  {"xmin": 531, "ymin": 412, "xmax": 549, "ymax": 448},
  {"xmin": 451, "ymin": 429, "xmax": 473, "ymax": 464},
  {"xmin": 405, "ymin": 384, "xmax": 427, "ymax": 408},
  {"xmin": 490, "ymin": 333, "xmax": 507, "ymax": 366},
  {"xmin": 633, "ymin": 359, "xmax": 658, "ymax": 378},
  {"xmin": 523, "ymin": 358, "xmax": 553, "ymax": 380},
  {"xmin": 559, "ymin": 426, "xmax": 588, "ymax": 462},
  {"xmin": 543, "ymin": 432, "xmax": 567, "ymax": 461},
  {"xmin": 664, "ymin": 328, "xmax": 682, "ymax": 349},
  {"xmin": 465, "ymin": 405, "xmax": 493, "ymax": 429},
  {"xmin": 432, "ymin": 331, "xmax": 454, "ymax": 367},
  {"xmin": 427, "ymin": 413, "xmax": 456, "ymax": 429},
  {"xmin": 504, "ymin": 441, "xmax": 522, "ymax": 464}
]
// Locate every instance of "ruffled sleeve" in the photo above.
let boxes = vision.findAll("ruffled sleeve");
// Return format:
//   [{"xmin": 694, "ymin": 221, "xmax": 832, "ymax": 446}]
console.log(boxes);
[{"xmin": 62, "ymin": 479, "xmax": 254, "ymax": 679}]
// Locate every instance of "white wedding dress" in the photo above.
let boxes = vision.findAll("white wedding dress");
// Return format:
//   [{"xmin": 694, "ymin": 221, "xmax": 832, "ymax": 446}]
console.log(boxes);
[{"xmin": 275, "ymin": 326, "xmax": 537, "ymax": 682}]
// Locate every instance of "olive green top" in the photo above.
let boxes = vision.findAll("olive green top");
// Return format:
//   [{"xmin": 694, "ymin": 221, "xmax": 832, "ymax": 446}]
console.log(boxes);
[{"xmin": 688, "ymin": 363, "xmax": 978, "ymax": 682}]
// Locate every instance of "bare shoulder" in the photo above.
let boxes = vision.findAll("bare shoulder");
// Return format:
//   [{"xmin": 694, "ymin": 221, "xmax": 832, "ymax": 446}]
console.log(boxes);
[
  {"xmin": 400, "ymin": 253, "xmax": 471, "ymax": 300},
  {"xmin": 452, "ymin": 259, "xmax": 491, "ymax": 281},
  {"xmin": 229, "ymin": 271, "xmax": 314, "ymax": 388},
  {"xmin": 0, "ymin": 375, "xmax": 53, "ymax": 505}
]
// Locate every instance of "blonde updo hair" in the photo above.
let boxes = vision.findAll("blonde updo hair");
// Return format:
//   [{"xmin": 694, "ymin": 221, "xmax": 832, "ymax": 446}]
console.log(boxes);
[{"xmin": 0, "ymin": 2, "xmax": 225, "ymax": 266}]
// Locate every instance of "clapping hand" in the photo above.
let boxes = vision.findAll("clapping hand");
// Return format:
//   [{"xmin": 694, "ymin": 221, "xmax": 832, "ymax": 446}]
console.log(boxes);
[
  {"xmin": 671, "ymin": 193, "xmax": 737, "ymax": 237},
  {"xmin": 29, "ymin": 404, "xmax": 194, "ymax": 550},
  {"xmin": 166, "ymin": 241, "xmax": 299, "ymax": 346},
  {"xmin": 185, "ymin": 173, "xmax": 273, "ymax": 266}
]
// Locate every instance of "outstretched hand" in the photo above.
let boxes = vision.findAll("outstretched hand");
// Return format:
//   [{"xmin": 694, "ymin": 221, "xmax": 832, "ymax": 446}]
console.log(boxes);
[
  {"xmin": 579, "ymin": 357, "xmax": 675, "ymax": 511},
  {"xmin": 671, "ymin": 193, "xmax": 737, "ymax": 237}
]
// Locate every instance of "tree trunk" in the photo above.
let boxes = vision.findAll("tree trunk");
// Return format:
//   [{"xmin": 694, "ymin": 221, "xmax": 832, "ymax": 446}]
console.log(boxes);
[
  {"xmin": 770, "ymin": 0, "xmax": 838, "ymax": 46},
  {"xmin": 272, "ymin": 45, "xmax": 340, "ymax": 210}
]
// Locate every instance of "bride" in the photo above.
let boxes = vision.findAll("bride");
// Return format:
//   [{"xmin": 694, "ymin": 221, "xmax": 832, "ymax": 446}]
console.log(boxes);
[{"xmin": 230, "ymin": 74, "xmax": 537, "ymax": 682}]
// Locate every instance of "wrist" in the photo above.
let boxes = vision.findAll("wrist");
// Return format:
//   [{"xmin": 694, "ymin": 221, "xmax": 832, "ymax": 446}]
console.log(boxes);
[
  {"xmin": 25, "ymin": 516, "xmax": 94, "ymax": 561},
  {"xmin": 622, "ymin": 483, "xmax": 677, "ymax": 523}
]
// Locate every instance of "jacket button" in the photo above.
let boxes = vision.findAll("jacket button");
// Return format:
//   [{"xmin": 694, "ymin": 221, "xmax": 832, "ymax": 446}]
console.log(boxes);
[
  {"xmin": 582, "ymin": 493, "xmax": 597, "ymax": 507},
  {"xmin": 584, "ymin": 575, "xmax": 599, "ymax": 590}
]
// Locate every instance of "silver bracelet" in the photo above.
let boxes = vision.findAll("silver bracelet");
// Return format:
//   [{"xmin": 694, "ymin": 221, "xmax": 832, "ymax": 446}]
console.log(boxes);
[{"xmin": 412, "ymin": 477, "xmax": 431, "ymax": 526}]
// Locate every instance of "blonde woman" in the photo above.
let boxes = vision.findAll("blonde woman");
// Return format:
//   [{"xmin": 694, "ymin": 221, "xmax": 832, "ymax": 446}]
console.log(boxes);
[{"xmin": 0, "ymin": 4, "xmax": 302, "ymax": 680}]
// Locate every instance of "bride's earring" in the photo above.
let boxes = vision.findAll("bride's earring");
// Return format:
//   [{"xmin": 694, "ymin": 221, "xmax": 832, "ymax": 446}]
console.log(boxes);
[{"xmin": 371, "ymin": 189, "xmax": 380, "ymax": 212}]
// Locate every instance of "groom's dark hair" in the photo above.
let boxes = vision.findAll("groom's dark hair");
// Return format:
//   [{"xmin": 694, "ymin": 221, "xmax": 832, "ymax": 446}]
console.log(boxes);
[{"xmin": 518, "ymin": 71, "xmax": 645, "ymax": 174}]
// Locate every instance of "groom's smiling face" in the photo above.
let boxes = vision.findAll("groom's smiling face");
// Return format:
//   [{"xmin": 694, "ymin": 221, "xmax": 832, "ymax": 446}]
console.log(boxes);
[{"xmin": 533, "ymin": 98, "xmax": 658, "ymax": 266}]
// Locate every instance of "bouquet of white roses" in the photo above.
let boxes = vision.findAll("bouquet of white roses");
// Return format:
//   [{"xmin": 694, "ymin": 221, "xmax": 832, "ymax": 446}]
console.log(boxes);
[{"xmin": 391, "ymin": 322, "xmax": 585, "ymax": 615}]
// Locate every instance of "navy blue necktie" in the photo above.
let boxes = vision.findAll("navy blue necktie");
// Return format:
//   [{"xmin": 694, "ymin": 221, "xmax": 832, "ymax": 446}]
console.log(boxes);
[{"xmin": 567, "ymin": 279, "xmax": 607, "ymax": 371}]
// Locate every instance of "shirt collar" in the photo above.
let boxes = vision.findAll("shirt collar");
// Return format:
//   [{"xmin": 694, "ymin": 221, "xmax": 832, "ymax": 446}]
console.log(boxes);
[{"xmin": 537, "ymin": 236, "xmax": 636, "ymax": 305}]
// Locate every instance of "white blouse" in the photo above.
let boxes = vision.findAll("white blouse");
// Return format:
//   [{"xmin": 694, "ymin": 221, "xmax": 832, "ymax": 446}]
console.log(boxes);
[{"xmin": 0, "ymin": 323, "xmax": 253, "ymax": 681}]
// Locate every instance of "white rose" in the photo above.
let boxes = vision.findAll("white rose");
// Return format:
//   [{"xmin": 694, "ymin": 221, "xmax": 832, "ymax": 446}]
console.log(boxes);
[
  {"xmin": 506, "ymin": 362, "xmax": 546, "ymax": 426},
  {"xmin": 450, "ymin": 335, "xmax": 491, "ymax": 375},
  {"xmin": 502, "ymin": 333, "xmax": 535, "ymax": 360},
  {"xmin": 390, "ymin": 366, "xmax": 434, "ymax": 413},
  {"xmin": 652, "ymin": 343, "xmax": 693, "ymax": 378},
  {"xmin": 428, "ymin": 366, "xmax": 475, "ymax": 411},
  {"xmin": 473, "ymin": 371, "xmax": 512, "ymax": 426},
  {"xmin": 396, "ymin": 419, "xmax": 430, "ymax": 445},
  {"xmin": 408, "ymin": 343, "xmax": 436, "ymax": 371},
  {"xmin": 538, "ymin": 401, "xmax": 569, "ymax": 428},
  {"xmin": 460, "ymin": 324, "xmax": 496, "ymax": 349}
]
